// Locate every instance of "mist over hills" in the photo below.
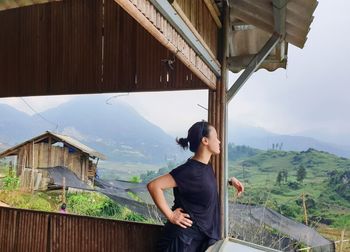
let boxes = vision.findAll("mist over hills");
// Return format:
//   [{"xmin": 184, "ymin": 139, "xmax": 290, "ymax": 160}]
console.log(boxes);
[
  {"xmin": 0, "ymin": 97, "xmax": 189, "ymax": 164},
  {"xmin": 0, "ymin": 97, "xmax": 349, "ymax": 164},
  {"xmin": 228, "ymin": 122, "xmax": 350, "ymax": 158}
]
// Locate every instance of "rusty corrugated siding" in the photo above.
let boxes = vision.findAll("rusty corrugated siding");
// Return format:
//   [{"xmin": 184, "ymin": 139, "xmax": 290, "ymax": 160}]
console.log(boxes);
[
  {"xmin": 0, "ymin": 206, "xmax": 163, "ymax": 252},
  {"xmin": 0, "ymin": 207, "xmax": 49, "ymax": 252}
]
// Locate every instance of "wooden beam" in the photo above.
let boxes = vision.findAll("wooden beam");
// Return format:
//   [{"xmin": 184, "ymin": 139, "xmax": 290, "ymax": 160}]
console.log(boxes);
[
  {"xmin": 149, "ymin": 0, "xmax": 221, "ymax": 76},
  {"xmin": 226, "ymin": 34, "xmax": 280, "ymax": 103},
  {"xmin": 203, "ymin": 0, "xmax": 222, "ymax": 28}
]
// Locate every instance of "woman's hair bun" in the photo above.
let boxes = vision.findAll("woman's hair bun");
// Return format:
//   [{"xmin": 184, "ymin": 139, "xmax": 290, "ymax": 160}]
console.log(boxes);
[{"xmin": 176, "ymin": 137, "xmax": 189, "ymax": 150}]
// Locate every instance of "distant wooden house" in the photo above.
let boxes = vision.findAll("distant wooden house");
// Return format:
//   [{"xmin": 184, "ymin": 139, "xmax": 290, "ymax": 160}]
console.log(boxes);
[{"xmin": 0, "ymin": 131, "xmax": 106, "ymax": 190}]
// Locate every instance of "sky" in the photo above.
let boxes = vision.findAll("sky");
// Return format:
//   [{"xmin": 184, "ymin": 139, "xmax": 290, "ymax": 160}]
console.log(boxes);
[{"xmin": 0, "ymin": 0, "xmax": 349, "ymax": 145}]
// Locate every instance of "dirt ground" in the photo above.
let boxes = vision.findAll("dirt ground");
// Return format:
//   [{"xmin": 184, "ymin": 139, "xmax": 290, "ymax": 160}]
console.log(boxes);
[{"xmin": 0, "ymin": 200, "xmax": 9, "ymax": 207}]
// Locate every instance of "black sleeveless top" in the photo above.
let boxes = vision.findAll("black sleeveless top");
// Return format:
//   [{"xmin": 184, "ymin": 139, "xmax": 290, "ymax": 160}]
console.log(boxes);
[{"xmin": 169, "ymin": 158, "xmax": 220, "ymax": 240}]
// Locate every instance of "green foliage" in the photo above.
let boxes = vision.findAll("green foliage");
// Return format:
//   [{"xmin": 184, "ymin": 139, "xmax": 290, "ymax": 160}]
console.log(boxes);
[
  {"xmin": 140, "ymin": 161, "xmax": 180, "ymax": 183},
  {"xmin": 130, "ymin": 176, "xmax": 141, "ymax": 183},
  {"xmin": 67, "ymin": 192, "xmax": 122, "ymax": 217},
  {"xmin": 127, "ymin": 191, "xmax": 143, "ymax": 202},
  {"xmin": 229, "ymin": 146, "xmax": 350, "ymax": 228},
  {"xmin": 287, "ymin": 181, "xmax": 300, "ymax": 190},
  {"xmin": 328, "ymin": 170, "xmax": 350, "ymax": 200},
  {"xmin": 66, "ymin": 191, "xmax": 145, "ymax": 222},
  {"xmin": 0, "ymin": 191, "xmax": 51, "ymax": 211},
  {"xmin": 276, "ymin": 172, "xmax": 282, "ymax": 185},
  {"xmin": 2, "ymin": 174, "xmax": 19, "ymax": 190},
  {"xmin": 228, "ymin": 144, "xmax": 261, "ymax": 161},
  {"xmin": 332, "ymin": 214, "xmax": 350, "ymax": 228},
  {"xmin": 123, "ymin": 210, "xmax": 146, "ymax": 222},
  {"xmin": 278, "ymin": 203, "xmax": 301, "ymax": 218}
]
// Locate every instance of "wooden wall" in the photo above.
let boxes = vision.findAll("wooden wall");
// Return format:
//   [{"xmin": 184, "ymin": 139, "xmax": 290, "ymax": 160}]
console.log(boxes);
[
  {"xmin": 0, "ymin": 0, "xmax": 208, "ymax": 98},
  {"xmin": 16, "ymin": 142, "xmax": 88, "ymax": 181},
  {"xmin": 175, "ymin": 0, "xmax": 219, "ymax": 58}
]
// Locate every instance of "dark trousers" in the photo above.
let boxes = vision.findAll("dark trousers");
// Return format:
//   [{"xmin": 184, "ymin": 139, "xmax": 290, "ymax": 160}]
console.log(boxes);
[{"xmin": 156, "ymin": 222, "xmax": 215, "ymax": 252}]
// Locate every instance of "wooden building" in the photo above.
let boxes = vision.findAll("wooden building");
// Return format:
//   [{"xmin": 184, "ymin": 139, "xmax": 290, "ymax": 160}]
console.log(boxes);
[
  {"xmin": 0, "ymin": 0, "xmax": 318, "ymax": 251},
  {"xmin": 0, "ymin": 131, "xmax": 105, "ymax": 190}
]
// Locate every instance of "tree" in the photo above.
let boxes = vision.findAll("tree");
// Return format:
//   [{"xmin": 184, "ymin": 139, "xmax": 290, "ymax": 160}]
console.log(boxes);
[
  {"xmin": 283, "ymin": 169, "xmax": 288, "ymax": 183},
  {"xmin": 297, "ymin": 165, "xmax": 307, "ymax": 183},
  {"xmin": 276, "ymin": 171, "xmax": 283, "ymax": 185},
  {"xmin": 279, "ymin": 142, "xmax": 283, "ymax": 150}
]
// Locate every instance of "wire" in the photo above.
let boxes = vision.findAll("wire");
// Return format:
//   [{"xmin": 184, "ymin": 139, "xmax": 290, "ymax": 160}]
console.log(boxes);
[
  {"xmin": 19, "ymin": 97, "xmax": 59, "ymax": 132},
  {"xmin": 197, "ymin": 104, "xmax": 208, "ymax": 111},
  {"xmin": 105, "ymin": 93, "xmax": 129, "ymax": 105}
]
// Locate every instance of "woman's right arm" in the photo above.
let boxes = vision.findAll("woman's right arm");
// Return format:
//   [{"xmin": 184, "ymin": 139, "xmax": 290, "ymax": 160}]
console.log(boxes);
[{"xmin": 147, "ymin": 173, "xmax": 192, "ymax": 228}]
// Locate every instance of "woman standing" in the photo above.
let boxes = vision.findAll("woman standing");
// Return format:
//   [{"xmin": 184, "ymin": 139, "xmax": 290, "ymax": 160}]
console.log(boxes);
[{"xmin": 147, "ymin": 121, "xmax": 244, "ymax": 252}]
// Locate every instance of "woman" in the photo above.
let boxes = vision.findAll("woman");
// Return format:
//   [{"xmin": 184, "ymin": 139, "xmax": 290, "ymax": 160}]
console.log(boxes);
[{"xmin": 147, "ymin": 121, "xmax": 244, "ymax": 252}]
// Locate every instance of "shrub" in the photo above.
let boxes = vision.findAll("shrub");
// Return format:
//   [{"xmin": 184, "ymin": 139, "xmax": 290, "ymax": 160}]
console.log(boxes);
[{"xmin": 2, "ymin": 174, "xmax": 19, "ymax": 190}]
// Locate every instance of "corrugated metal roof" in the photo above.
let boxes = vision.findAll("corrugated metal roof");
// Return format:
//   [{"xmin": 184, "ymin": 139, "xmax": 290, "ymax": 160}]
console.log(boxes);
[
  {"xmin": 0, "ymin": 131, "xmax": 106, "ymax": 160},
  {"xmin": 0, "ymin": 0, "xmax": 61, "ymax": 11},
  {"xmin": 228, "ymin": 0, "xmax": 317, "ymax": 73},
  {"xmin": 49, "ymin": 132, "xmax": 106, "ymax": 160}
]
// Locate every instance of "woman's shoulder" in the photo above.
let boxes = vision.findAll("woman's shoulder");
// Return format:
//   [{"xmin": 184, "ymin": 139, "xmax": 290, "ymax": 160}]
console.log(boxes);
[{"xmin": 170, "ymin": 159, "xmax": 192, "ymax": 175}]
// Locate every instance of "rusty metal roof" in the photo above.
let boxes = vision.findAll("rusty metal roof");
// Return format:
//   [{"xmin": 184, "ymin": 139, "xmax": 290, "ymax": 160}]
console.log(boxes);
[
  {"xmin": 228, "ymin": 0, "xmax": 317, "ymax": 73},
  {"xmin": 0, "ymin": 0, "xmax": 60, "ymax": 11},
  {"xmin": 0, "ymin": 131, "xmax": 106, "ymax": 160}
]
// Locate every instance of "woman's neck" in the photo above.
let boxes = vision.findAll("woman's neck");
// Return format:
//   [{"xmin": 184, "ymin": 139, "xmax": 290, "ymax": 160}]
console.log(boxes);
[{"xmin": 192, "ymin": 150, "xmax": 211, "ymax": 165}]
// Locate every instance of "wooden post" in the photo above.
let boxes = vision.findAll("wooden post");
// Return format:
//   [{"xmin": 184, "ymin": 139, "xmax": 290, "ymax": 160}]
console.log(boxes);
[
  {"xmin": 31, "ymin": 141, "xmax": 35, "ymax": 193},
  {"xmin": 9, "ymin": 161, "xmax": 13, "ymax": 177},
  {"xmin": 339, "ymin": 229, "xmax": 345, "ymax": 252},
  {"xmin": 62, "ymin": 177, "xmax": 66, "ymax": 204},
  {"xmin": 302, "ymin": 192, "xmax": 308, "ymax": 225}
]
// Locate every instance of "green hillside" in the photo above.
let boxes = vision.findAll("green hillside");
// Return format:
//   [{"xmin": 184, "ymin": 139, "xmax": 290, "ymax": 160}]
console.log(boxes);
[{"xmin": 228, "ymin": 146, "xmax": 350, "ymax": 229}]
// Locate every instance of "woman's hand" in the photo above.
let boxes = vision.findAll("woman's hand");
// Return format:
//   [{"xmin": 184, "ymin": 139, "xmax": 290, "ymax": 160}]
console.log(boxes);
[
  {"xmin": 168, "ymin": 208, "xmax": 193, "ymax": 229},
  {"xmin": 228, "ymin": 177, "xmax": 244, "ymax": 197}
]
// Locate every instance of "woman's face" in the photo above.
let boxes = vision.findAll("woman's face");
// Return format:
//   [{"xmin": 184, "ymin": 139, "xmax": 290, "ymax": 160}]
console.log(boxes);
[{"xmin": 206, "ymin": 126, "xmax": 221, "ymax": 155}]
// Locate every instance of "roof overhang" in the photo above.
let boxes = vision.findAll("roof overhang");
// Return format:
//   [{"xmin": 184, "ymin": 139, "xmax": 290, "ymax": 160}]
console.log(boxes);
[
  {"xmin": 226, "ymin": 0, "xmax": 318, "ymax": 101},
  {"xmin": 228, "ymin": 0, "xmax": 317, "ymax": 73}
]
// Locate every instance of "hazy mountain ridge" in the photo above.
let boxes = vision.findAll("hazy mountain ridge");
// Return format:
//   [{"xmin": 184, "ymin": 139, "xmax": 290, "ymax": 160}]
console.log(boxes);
[
  {"xmin": 229, "ymin": 122, "xmax": 350, "ymax": 158},
  {"xmin": 0, "ymin": 98, "xmax": 189, "ymax": 164}
]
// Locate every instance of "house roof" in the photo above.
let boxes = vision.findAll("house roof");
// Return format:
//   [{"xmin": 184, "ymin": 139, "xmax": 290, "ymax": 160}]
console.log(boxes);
[{"xmin": 0, "ymin": 131, "xmax": 106, "ymax": 160}]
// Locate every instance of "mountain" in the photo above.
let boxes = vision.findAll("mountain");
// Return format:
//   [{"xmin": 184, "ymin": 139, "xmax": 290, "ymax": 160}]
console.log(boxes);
[
  {"xmin": 0, "ymin": 104, "xmax": 45, "ymax": 144},
  {"xmin": 0, "ymin": 97, "xmax": 189, "ymax": 164},
  {"xmin": 228, "ymin": 147, "xmax": 350, "ymax": 228},
  {"xmin": 1, "ymin": 98, "xmax": 349, "ymax": 163},
  {"xmin": 228, "ymin": 122, "xmax": 350, "ymax": 158}
]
